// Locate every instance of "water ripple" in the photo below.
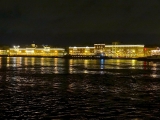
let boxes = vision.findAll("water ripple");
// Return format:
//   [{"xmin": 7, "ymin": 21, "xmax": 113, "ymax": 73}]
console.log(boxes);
[{"xmin": 0, "ymin": 57, "xmax": 160, "ymax": 119}]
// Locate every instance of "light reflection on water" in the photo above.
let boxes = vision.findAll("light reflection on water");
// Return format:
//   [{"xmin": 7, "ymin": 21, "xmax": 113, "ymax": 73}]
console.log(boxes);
[
  {"xmin": 0, "ymin": 56, "xmax": 159, "ymax": 79},
  {"xmin": 0, "ymin": 57, "xmax": 160, "ymax": 77},
  {"xmin": 0, "ymin": 57, "xmax": 160, "ymax": 119}
]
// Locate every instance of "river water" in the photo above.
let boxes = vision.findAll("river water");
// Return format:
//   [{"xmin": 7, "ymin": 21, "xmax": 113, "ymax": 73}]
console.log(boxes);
[{"xmin": 0, "ymin": 57, "xmax": 160, "ymax": 119}]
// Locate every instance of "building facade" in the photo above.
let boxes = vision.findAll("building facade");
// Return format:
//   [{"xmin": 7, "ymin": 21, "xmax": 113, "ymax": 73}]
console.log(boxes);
[
  {"xmin": 105, "ymin": 45, "xmax": 144, "ymax": 58},
  {"xmin": 0, "ymin": 43, "xmax": 158, "ymax": 58},
  {"xmin": 150, "ymin": 47, "xmax": 160, "ymax": 56},
  {"xmin": 69, "ymin": 43, "xmax": 145, "ymax": 58},
  {"xmin": 0, "ymin": 50, "xmax": 8, "ymax": 55},
  {"xmin": 9, "ymin": 44, "xmax": 65, "ymax": 56},
  {"xmin": 69, "ymin": 46, "xmax": 95, "ymax": 55}
]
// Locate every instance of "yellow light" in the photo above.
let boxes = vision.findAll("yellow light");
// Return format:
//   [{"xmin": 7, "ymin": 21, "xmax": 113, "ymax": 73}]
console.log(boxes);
[
  {"xmin": 132, "ymin": 60, "xmax": 136, "ymax": 65},
  {"xmin": 55, "ymin": 51, "xmax": 57, "ymax": 53},
  {"xmin": 85, "ymin": 51, "xmax": 87, "ymax": 53},
  {"xmin": 70, "ymin": 50, "xmax": 72, "ymax": 53}
]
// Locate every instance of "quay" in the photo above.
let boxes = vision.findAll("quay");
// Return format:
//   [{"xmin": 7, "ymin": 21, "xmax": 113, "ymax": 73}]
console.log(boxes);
[{"xmin": 0, "ymin": 54, "xmax": 137, "ymax": 60}]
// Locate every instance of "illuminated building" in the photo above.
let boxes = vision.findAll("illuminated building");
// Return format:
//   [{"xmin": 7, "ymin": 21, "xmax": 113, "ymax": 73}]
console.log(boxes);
[
  {"xmin": 0, "ymin": 50, "xmax": 8, "ymax": 55},
  {"xmin": 69, "ymin": 42, "xmax": 145, "ymax": 58},
  {"xmin": 105, "ymin": 44, "xmax": 144, "ymax": 58},
  {"xmin": 144, "ymin": 46, "xmax": 158, "ymax": 56},
  {"xmin": 150, "ymin": 47, "xmax": 160, "ymax": 56},
  {"xmin": 94, "ymin": 44, "xmax": 106, "ymax": 56},
  {"xmin": 0, "ymin": 42, "xmax": 158, "ymax": 58},
  {"xmin": 9, "ymin": 44, "xmax": 65, "ymax": 56},
  {"xmin": 69, "ymin": 46, "xmax": 95, "ymax": 55}
]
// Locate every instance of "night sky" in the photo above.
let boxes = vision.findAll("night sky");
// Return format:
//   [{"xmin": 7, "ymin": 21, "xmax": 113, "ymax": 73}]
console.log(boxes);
[{"xmin": 0, "ymin": 0, "xmax": 160, "ymax": 46}]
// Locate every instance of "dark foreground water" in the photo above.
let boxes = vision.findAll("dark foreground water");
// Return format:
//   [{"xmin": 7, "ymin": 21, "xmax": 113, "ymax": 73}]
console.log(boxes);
[{"xmin": 0, "ymin": 57, "xmax": 160, "ymax": 119}]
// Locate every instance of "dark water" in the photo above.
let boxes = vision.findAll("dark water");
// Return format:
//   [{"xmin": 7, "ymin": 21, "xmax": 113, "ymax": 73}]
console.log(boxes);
[{"xmin": 0, "ymin": 57, "xmax": 160, "ymax": 119}]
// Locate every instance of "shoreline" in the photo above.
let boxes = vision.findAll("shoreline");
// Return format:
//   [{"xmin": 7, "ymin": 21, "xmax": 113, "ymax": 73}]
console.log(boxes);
[
  {"xmin": 0, "ymin": 55, "xmax": 159, "ymax": 61},
  {"xmin": 0, "ymin": 55, "xmax": 140, "ymax": 60}
]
